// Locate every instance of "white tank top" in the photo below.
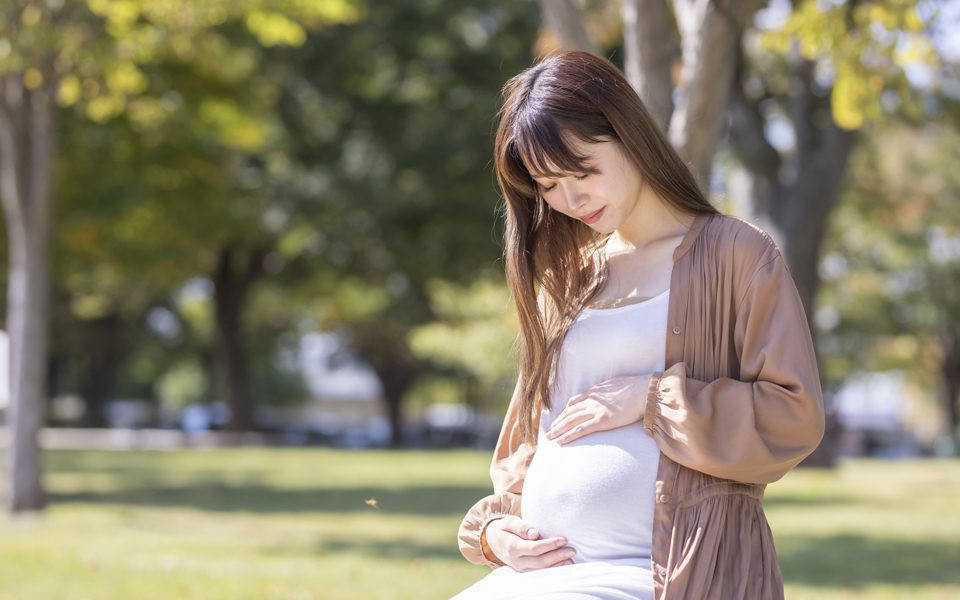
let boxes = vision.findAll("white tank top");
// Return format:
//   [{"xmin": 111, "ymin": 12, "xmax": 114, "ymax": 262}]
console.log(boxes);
[{"xmin": 521, "ymin": 289, "xmax": 668, "ymax": 567}]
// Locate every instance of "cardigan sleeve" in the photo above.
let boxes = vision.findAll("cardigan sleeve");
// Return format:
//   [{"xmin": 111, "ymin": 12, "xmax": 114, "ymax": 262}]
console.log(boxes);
[
  {"xmin": 642, "ymin": 250, "xmax": 825, "ymax": 484},
  {"xmin": 457, "ymin": 292, "xmax": 550, "ymax": 567},
  {"xmin": 457, "ymin": 375, "xmax": 536, "ymax": 567}
]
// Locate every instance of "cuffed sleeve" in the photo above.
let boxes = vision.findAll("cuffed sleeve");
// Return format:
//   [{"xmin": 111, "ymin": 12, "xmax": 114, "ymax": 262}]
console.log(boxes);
[
  {"xmin": 643, "ymin": 251, "xmax": 825, "ymax": 484},
  {"xmin": 457, "ymin": 493, "xmax": 522, "ymax": 567}
]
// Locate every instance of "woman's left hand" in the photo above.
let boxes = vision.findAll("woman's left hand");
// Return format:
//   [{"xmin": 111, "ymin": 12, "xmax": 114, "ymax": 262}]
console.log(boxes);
[{"xmin": 545, "ymin": 374, "xmax": 653, "ymax": 445}]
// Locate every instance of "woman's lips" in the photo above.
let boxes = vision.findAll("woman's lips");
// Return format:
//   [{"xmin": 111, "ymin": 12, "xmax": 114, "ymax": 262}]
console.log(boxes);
[{"xmin": 580, "ymin": 207, "xmax": 605, "ymax": 224}]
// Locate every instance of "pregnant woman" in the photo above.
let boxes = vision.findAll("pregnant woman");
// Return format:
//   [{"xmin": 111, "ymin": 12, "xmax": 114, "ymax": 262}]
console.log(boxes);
[{"xmin": 451, "ymin": 51, "xmax": 825, "ymax": 600}]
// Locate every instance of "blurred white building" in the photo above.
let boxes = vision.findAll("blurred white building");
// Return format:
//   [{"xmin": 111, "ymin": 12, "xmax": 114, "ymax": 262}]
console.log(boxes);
[
  {"xmin": 296, "ymin": 331, "xmax": 389, "ymax": 444},
  {"xmin": 834, "ymin": 371, "xmax": 905, "ymax": 431}
]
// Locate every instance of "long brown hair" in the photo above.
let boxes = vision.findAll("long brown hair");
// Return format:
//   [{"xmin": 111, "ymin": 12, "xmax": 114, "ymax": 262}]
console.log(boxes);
[{"xmin": 494, "ymin": 50, "xmax": 720, "ymax": 446}]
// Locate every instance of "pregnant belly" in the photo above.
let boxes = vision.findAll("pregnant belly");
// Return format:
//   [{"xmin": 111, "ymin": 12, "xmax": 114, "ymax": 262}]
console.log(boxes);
[{"xmin": 520, "ymin": 426, "xmax": 660, "ymax": 565}]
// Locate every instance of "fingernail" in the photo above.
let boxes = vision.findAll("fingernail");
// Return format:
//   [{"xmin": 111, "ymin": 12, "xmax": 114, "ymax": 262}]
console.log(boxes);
[
  {"xmin": 555, "ymin": 538, "xmax": 566, "ymax": 547},
  {"xmin": 564, "ymin": 550, "xmax": 575, "ymax": 558},
  {"xmin": 527, "ymin": 528, "xmax": 538, "ymax": 538}
]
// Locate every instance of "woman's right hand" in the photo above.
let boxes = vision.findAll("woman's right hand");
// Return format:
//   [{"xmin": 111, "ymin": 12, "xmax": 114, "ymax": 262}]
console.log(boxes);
[{"xmin": 483, "ymin": 516, "xmax": 576, "ymax": 572}]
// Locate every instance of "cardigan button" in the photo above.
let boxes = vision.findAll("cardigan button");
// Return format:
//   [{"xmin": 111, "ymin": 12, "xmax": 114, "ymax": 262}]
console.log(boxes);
[
  {"xmin": 659, "ymin": 494, "xmax": 668, "ymax": 503},
  {"xmin": 644, "ymin": 427, "xmax": 653, "ymax": 436},
  {"xmin": 672, "ymin": 325, "xmax": 681, "ymax": 334}
]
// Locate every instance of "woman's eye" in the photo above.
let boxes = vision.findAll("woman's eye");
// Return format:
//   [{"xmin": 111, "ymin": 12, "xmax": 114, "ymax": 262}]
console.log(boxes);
[{"xmin": 539, "ymin": 173, "xmax": 591, "ymax": 193}]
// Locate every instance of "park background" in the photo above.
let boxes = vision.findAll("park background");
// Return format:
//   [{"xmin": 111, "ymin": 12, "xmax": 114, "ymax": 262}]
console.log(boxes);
[{"xmin": 0, "ymin": 0, "xmax": 959, "ymax": 598}]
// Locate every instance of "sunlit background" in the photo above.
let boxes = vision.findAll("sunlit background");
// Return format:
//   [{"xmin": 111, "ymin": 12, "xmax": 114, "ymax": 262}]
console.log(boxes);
[{"xmin": 0, "ymin": 0, "xmax": 959, "ymax": 598}]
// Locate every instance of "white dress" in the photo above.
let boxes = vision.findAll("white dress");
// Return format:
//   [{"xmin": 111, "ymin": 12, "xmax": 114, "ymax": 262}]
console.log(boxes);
[{"xmin": 451, "ymin": 289, "xmax": 669, "ymax": 600}]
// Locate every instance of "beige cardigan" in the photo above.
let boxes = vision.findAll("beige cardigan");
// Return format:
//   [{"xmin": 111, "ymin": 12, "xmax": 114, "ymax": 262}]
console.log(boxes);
[{"xmin": 457, "ymin": 212, "xmax": 825, "ymax": 600}]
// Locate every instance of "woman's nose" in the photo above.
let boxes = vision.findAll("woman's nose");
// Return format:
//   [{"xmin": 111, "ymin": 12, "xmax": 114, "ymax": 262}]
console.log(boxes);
[{"xmin": 562, "ymin": 182, "xmax": 587, "ymax": 212}]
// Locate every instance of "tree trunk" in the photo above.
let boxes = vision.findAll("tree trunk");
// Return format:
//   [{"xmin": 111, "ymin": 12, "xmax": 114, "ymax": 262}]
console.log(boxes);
[
  {"xmin": 667, "ymin": 0, "xmax": 764, "ymax": 192},
  {"xmin": 78, "ymin": 314, "xmax": 124, "ymax": 428},
  {"xmin": 0, "ymin": 70, "xmax": 57, "ymax": 513},
  {"xmin": 537, "ymin": 0, "xmax": 598, "ymax": 54},
  {"xmin": 361, "ymin": 334, "xmax": 422, "ymax": 448},
  {"xmin": 621, "ymin": 0, "xmax": 678, "ymax": 131},
  {"xmin": 940, "ymin": 328, "xmax": 960, "ymax": 438},
  {"xmin": 379, "ymin": 363, "xmax": 413, "ymax": 448},
  {"xmin": 211, "ymin": 246, "xmax": 266, "ymax": 432}
]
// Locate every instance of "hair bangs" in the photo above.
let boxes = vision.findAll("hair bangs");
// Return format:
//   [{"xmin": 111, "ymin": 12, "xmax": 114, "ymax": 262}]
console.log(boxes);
[{"xmin": 511, "ymin": 109, "xmax": 598, "ymax": 181}]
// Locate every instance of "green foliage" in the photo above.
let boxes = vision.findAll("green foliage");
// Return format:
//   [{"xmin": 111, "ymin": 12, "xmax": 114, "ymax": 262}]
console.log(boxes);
[
  {"xmin": 271, "ymin": 0, "xmax": 541, "ymax": 305},
  {"xmin": 815, "ymin": 121, "xmax": 960, "ymax": 436},
  {"xmin": 156, "ymin": 357, "xmax": 210, "ymax": 409},
  {"xmin": 1, "ymin": 0, "xmax": 365, "ymax": 140},
  {"xmin": 401, "ymin": 374, "xmax": 464, "ymax": 415},
  {"xmin": 757, "ymin": 0, "xmax": 940, "ymax": 129},
  {"xmin": 406, "ymin": 275, "xmax": 520, "ymax": 412},
  {"xmin": 32, "ymin": 0, "xmax": 372, "ymax": 417},
  {"xmin": 250, "ymin": 355, "xmax": 311, "ymax": 407},
  {"xmin": 408, "ymin": 276, "xmax": 518, "ymax": 384}
]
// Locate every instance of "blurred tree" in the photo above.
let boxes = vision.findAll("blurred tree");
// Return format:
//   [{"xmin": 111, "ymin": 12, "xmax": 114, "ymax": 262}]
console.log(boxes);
[
  {"xmin": 408, "ymin": 274, "xmax": 520, "ymax": 415},
  {"xmin": 816, "ymin": 122, "xmax": 960, "ymax": 447},
  {"xmin": 537, "ymin": 0, "xmax": 950, "ymax": 466},
  {"xmin": 0, "ymin": 0, "xmax": 362, "ymax": 512},
  {"xmin": 269, "ymin": 0, "xmax": 542, "ymax": 446}
]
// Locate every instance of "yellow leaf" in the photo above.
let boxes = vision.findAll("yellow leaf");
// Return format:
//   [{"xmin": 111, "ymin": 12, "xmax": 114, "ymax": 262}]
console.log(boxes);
[
  {"xmin": 800, "ymin": 38, "xmax": 820, "ymax": 60},
  {"xmin": 23, "ymin": 68, "xmax": 43, "ymax": 90},
  {"xmin": 57, "ymin": 75, "xmax": 80, "ymax": 107},
  {"xmin": 20, "ymin": 5, "xmax": 41, "ymax": 26},
  {"xmin": 106, "ymin": 61, "xmax": 147, "ymax": 95},
  {"xmin": 86, "ymin": 94, "xmax": 126, "ymax": 123},
  {"xmin": 904, "ymin": 9, "xmax": 924, "ymax": 31},
  {"xmin": 244, "ymin": 10, "xmax": 307, "ymax": 47}
]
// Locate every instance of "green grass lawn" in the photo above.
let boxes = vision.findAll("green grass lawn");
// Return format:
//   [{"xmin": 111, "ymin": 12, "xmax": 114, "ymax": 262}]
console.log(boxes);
[{"xmin": 0, "ymin": 449, "xmax": 958, "ymax": 599}]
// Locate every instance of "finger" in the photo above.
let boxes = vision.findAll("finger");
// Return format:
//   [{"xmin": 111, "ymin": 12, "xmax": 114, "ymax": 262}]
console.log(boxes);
[
  {"xmin": 546, "ymin": 405, "xmax": 590, "ymax": 436},
  {"xmin": 516, "ymin": 545, "xmax": 577, "ymax": 572},
  {"xmin": 546, "ymin": 410, "xmax": 592, "ymax": 441},
  {"xmin": 499, "ymin": 517, "xmax": 541, "ymax": 540},
  {"xmin": 515, "ymin": 536, "xmax": 568, "ymax": 557},
  {"xmin": 555, "ymin": 417, "xmax": 601, "ymax": 445}
]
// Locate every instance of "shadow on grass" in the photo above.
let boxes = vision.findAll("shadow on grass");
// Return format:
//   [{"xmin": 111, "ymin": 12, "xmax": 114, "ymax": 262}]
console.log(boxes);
[
  {"xmin": 778, "ymin": 534, "xmax": 960, "ymax": 588},
  {"xmin": 312, "ymin": 537, "xmax": 464, "ymax": 561},
  {"xmin": 50, "ymin": 484, "xmax": 491, "ymax": 516}
]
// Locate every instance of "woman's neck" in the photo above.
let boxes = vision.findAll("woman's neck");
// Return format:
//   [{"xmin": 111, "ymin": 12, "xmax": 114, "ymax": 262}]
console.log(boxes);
[{"xmin": 609, "ymin": 185, "xmax": 695, "ymax": 254}]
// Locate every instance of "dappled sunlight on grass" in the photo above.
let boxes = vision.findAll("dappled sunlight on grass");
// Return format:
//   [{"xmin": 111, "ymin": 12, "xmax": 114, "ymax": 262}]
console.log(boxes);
[{"xmin": 0, "ymin": 450, "xmax": 958, "ymax": 599}]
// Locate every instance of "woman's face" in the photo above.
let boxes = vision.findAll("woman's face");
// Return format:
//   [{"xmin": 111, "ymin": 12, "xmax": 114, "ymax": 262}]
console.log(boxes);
[{"xmin": 529, "ymin": 136, "xmax": 644, "ymax": 234}]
